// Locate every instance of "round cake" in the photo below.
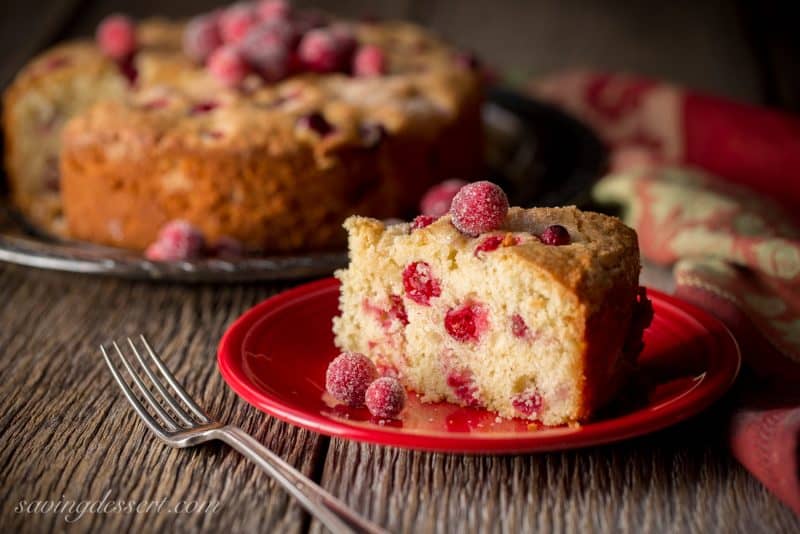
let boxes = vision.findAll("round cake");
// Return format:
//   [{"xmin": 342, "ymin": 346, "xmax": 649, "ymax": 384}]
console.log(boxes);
[{"xmin": 2, "ymin": 4, "xmax": 484, "ymax": 254}]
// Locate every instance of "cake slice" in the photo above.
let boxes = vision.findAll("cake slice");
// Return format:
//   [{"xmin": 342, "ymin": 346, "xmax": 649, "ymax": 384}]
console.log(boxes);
[{"xmin": 333, "ymin": 191, "xmax": 650, "ymax": 425}]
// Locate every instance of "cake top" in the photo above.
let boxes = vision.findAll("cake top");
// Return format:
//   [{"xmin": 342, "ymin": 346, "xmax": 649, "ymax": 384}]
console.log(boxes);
[
  {"xmin": 344, "ymin": 205, "xmax": 641, "ymax": 313},
  {"xmin": 12, "ymin": 4, "xmax": 481, "ymax": 158}
]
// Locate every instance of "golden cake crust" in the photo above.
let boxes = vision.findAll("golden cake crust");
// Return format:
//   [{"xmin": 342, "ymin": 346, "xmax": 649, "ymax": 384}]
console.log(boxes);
[{"xmin": 3, "ymin": 18, "xmax": 484, "ymax": 251}]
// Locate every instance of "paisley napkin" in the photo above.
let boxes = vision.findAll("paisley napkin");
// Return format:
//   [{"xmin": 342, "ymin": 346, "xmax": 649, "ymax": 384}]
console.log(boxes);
[{"xmin": 528, "ymin": 71, "xmax": 800, "ymax": 514}]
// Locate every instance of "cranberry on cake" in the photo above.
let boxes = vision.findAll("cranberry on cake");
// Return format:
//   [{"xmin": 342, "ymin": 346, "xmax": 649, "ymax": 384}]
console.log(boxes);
[
  {"xmin": 3, "ymin": 3, "xmax": 483, "ymax": 253},
  {"xmin": 333, "ymin": 182, "xmax": 651, "ymax": 425}
]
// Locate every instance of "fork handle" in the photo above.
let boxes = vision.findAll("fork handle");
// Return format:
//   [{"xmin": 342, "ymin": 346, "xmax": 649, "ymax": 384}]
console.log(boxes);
[{"xmin": 216, "ymin": 426, "xmax": 386, "ymax": 534}]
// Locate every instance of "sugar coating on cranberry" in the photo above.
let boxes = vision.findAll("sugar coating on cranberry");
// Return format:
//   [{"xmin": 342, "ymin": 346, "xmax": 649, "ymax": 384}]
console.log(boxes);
[
  {"xmin": 207, "ymin": 45, "xmax": 250, "ymax": 87},
  {"xmin": 410, "ymin": 215, "xmax": 436, "ymax": 230},
  {"xmin": 325, "ymin": 352, "xmax": 378, "ymax": 407},
  {"xmin": 420, "ymin": 179, "xmax": 468, "ymax": 217},
  {"xmin": 444, "ymin": 302, "xmax": 489, "ymax": 343},
  {"xmin": 96, "ymin": 14, "xmax": 137, "ymax": 61},
  {"xmin": 540, "ymin": 224, "xmax": 571, "ymax": 246},
  {"xmin": 353, "ymin": 44, "xmax": 386, "ymax": 77},
  {"xmin": 146, "ymin": 220, "xmax": 206, "ymax": 261},
  {"xmin": 402, "ymin": 261, "xmax": 441, "ymax": 305},
  {"xmin": 450, "ymin": 181, "xmax": 509, "ymax": 237},
  {"xmin": 219, "ymin": 3, "xmax": 257, "ymax": 43},
  {"xmin": 183, "ymin": 15, "xmax": 222, "ymax": 63},
  {"xmin": 298, "ymin": 29, "xmax": 344, "ymax": 73},
  {"xmin": 365, "ymin": 377, "xmax": 406, "ymax": 419},
  {"xmin": 512, "ymin": 388, "xmax": 543, "ymax": 417},
  {"xmin": 239, "ymin": 24, "xmax": 291, "ymax": 81}
]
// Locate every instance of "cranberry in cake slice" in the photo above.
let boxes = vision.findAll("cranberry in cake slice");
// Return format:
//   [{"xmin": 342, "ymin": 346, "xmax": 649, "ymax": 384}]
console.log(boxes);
[{"xmin": 333, "ymin": 188, "xmax": 648, "ymax": 425}]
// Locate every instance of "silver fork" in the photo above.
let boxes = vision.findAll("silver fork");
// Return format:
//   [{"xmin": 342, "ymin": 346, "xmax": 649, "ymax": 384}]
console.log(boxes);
[{"xmin": 101, "ymin": 335, "xmax": 386, "ymax": 534}]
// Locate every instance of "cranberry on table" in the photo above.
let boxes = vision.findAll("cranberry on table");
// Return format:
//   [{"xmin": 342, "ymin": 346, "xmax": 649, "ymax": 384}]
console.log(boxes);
[
  {"xmin": 540, "ymin": 224, "xmax": 571, "ymax": 246},
  {"xmin": 410, "ymin": 215, "xmax": 436, "ymax": 230},
  {"xmin": 449, "ymin": 180, "xmax": 509, "ymax": 237},
  {"xmin": 207, "ymin": 45, "xmax": 251, "ymax": 87},
  {"xmin": 365, "ymin": 377, "xmax": 406, "ymax": 419},
  {"xmin": 96, "ymin": 14, "xmax": 137, "ymax": 61},
  {"xmin": 419, "ymin": 179, "xmax": 468, "ymax": 217},
  {"xmin": 183, "ymin": 14, "xmax": 222, "ymax": 63},
  {"xmin": 145, "ymin": 220, "xmax": 206, "ymax": 261},
  {"xmin": 353, "ymin": 44, "xmax": 386, "ymax": 77},
  {"xmin": 325, "ymin": 352, "xmax": 378, "ymax": 407}
]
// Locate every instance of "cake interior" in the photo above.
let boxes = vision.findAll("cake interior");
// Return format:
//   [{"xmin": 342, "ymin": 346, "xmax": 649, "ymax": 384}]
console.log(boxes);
[{"xmin": 334, "ymin": 214, "xmax": 600, "ymax": 425}]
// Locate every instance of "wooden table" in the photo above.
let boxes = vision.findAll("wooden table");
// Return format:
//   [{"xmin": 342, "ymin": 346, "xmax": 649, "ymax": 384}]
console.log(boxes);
[{"xmin": 1, "ymin": 1, "xmax": 799, "ymax": 532}]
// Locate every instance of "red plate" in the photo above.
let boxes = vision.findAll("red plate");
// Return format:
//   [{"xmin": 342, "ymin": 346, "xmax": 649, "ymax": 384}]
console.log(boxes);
[{"xmin": 218, "ymin": 278, "xmax": 740, "ymax": 453}]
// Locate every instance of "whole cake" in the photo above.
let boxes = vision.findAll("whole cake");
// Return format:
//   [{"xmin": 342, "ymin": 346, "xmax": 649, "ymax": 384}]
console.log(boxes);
[
  {"xmin": 333, "ymin": 182, "xmax": 652, "ymax": 425},
  {"xmin": 2, "ymin": 3, "xmax": 483, "ymax": 253}
]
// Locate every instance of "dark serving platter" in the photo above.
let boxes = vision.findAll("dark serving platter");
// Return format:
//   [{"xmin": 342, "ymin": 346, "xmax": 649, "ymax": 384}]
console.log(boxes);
[{"xmin": 0, "ymin": 88, "xmax": 607, "ymax": 282}]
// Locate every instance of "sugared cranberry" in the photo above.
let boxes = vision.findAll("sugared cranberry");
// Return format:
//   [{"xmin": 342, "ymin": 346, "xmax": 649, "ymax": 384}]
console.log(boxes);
[
  {"xmin": 419, "ymin": 179, "xmax": 468, "ymax": 217},
  {"xmin": 297, "ymin": 112, "xmax": 334, "ymax": 136},
  {"xmin": 444, "ymin": 302, "xmax": 489, "ymax": 343},
  {"xmin": 183, "ymin": 15, "xmax": 222, "ymax": 63},
  {"xmin": 540, "ymin": 225, "xmax": 571, "ymax": 246},
  {"xmin": 210, "ymin": 236, "xmax": 244, "ymax": 259},
  {"xmin": 411, "ymin": 215, "xmax": 436, "ymax": 230},
  {"xmin": 219, "ymin": 3, "xmax": 257, "ymax": 43},
  {"xmin": 298, "ymin": 29, "xmax": 346, "ymax": 73},
  {"xmin": 145, "ymin": 220, "xmax": 206, "ymax": 261},
  {"xmin": 449, "ymin": 181, "xmax": 509, "ymax": 237},
  {"xmin": 256, "ymin": 0, "xmax": 292, "ymax": 21},
  {"xmin": 511, "ymin": 314, "xmax": 529, "ymax": 338},
  {"xmin": 96, "ymin": 14, "xmax": 137, "ymax": 61},
  {"xmin": 239, "ymin": 23, "xmax": 291, "ymax": 81},
  {"xmin": 446, "ymin": 369, "xmax": 481, "ymax": 407},
  {"xmin": 512, "ymin": 389, "xmax": 543, "ymax": 417},
  {"xmin": 402, "ymin": 261, "xmax": 441, "ymax": 306},
  {"xmin": 365, "ymin": 377, "xmax": 406, "ymax": 419},
  {"xmin": 207, "ymin": 45, "xmax": 250, "ymax": 87},
  {"xmin": 325, "ymin": 352, "xmax": 378, "ymax": 407},
  {"xmin": 353, "ymin": 44, "xmax": 386, "ymax": 77}
]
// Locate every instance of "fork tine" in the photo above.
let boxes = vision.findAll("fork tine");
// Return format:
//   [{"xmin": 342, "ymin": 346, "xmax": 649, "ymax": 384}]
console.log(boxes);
[
  {"xmin": 111, "ymin": 341, "xmax": 179, "ymax": 432},
  {"xmin": 101, "ymin": 345, "xmax": 169, "ymax": 440},
  {"xmin": 127, "ymin": 338, "xmax": 195, "ymax": 427},
  {"xmin": 139, "ymin": 335, "xmax": 210, "ymax": 423}
]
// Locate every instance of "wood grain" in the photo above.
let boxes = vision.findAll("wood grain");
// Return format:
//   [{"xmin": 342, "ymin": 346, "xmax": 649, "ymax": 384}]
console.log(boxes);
[
  {"xmin": 0, "ymin": 264, "xmax": 325, "ymax": 533},
  {"xmin": 312, "ymin": 408, "xmax": 800, "ymax": 533}
]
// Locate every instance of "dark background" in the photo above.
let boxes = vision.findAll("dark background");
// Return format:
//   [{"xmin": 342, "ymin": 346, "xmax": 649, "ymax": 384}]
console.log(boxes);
[{"xmin": 1, "ymin": 0, "xmax": 798, "ymax": 111}]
